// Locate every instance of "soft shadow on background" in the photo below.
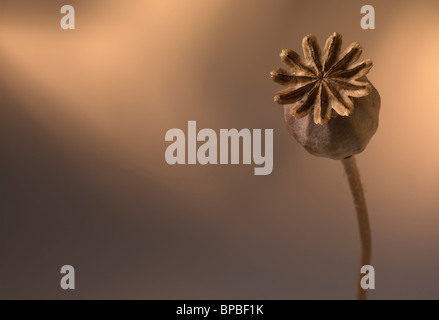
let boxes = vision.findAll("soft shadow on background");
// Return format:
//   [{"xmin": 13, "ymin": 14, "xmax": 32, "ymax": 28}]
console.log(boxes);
[{"xmin": 1, "ymin": 0, "xmax": 438, "ymax": 299}]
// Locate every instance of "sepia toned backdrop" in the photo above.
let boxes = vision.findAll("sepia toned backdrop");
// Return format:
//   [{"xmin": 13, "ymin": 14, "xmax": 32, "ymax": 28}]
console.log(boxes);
[{"xmin": 1, "ymin": 0, "xmax": 438, "ymax": 299}]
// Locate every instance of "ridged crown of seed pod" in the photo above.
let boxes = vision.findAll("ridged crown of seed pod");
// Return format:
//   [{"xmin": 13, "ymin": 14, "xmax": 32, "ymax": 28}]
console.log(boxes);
[{"xmin": 271, "ymin": 32, "xmax": 380, "ymax": 160}]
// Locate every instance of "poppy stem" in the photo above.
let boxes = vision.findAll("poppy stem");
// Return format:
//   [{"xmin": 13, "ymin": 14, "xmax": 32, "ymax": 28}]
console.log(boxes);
[{"xmin": 341, "ymin": 155, "xmax": 371, "ymax": 300}]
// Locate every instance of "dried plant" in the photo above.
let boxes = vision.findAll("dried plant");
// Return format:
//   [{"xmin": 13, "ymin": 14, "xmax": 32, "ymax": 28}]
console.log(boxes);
[
  {"xmin": 271, "ymin": 32, "xmax": 380, "ymax": 300},
  {"xmin": 271, "ymin": 32, "xmax": 373, "ymax": 125}
]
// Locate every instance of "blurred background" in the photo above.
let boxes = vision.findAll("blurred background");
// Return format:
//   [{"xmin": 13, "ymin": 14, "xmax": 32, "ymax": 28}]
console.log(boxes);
[{"xmin": 1, "ymin": 0, "xmax": 438, "ymax": 299}]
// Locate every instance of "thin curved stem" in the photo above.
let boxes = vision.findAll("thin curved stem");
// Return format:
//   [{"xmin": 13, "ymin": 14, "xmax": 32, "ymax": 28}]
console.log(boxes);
[{"xmin": 341, "ymin": 156, "xmax": 371, "ymax": 300}]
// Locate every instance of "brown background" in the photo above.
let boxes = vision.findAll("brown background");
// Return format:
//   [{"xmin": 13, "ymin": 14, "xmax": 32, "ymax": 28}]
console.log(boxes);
[{"xmin": 1, "ymin": 0, "xmax": 438, "ymax": 299}]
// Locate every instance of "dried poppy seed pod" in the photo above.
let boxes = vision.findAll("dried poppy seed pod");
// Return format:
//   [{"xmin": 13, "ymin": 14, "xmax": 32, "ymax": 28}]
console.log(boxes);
[
  {"xmin": 271, "ymin": 33, "xmax": 380, "ymax": 159},
  {"xmin": 285, "ymin": 76, "xmax": 380, "ymax": 159}
]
